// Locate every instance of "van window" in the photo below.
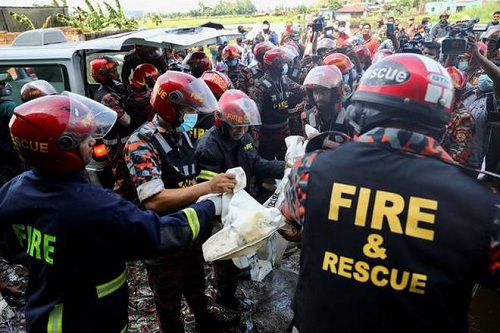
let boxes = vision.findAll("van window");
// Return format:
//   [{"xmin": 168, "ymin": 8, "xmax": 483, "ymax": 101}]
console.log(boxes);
[
  {"xmin": 86, "ymin": 52, "xmax": 127, "ymax": 85},
  {"xmin": 0, "ymin": 65, "xmax": 67, "ymax": 105}
]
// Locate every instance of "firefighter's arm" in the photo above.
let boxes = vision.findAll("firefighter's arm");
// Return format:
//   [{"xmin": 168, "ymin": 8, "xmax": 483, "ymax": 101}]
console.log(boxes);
[{"xmin": 143, "ymin": 173, "xmax": 236, "ymax": 213}]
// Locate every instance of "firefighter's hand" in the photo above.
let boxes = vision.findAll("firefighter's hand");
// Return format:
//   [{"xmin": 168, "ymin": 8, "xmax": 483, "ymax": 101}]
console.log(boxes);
[{"xmin": 208, "ymin": 172, "xmax": 236, "ymax": 194}]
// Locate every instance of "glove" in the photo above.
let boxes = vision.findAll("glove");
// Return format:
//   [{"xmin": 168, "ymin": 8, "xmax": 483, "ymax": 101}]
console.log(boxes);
[{"xmin": 205, "ymin": 194, "xmax": 223, "ymax": 215}]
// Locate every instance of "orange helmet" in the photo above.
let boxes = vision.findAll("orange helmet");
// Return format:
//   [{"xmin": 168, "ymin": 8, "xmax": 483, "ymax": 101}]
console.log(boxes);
[
  {"xmin": 347, "ymin": 53, "xmax": 454, "ymax": 135},
  {"xmin": 446, "ymin": 66, "xmax": 467, "ymax": 91},
  {"xmin": 130, "ymin": 63, "xmax": 160, "ymax": 90},
  {"xmin": 90, "ymin": 56, "xmax": 120, "ymax": 84},
  {"xmin": 9, "ymin": 92, "xmax": 116, "ymax": 172},
  {"xmin": 221, "ymin": 44, "xmax": 242, "ymax": 61},
  {"xmin": 20, "ymin": 80, "xmax": 57, "ymax": 102},
  {"xmin": 182, "ymin": 51, "xmax": 212, "ymax": 78},
  {"xmin": 215, "ymin": 89, "xmax": 261, "ymax": 128},
  {"xmin": 323, "ymin": 53, "xmax": 354, "ymax": 75},
  {"xmin": 253, "ymin": 41, "xmax": 276, "ymax": 64},
  {"xmin": 201, "ymin": 70, "xmax": 233, "ymax": 100},
  {"xmin": 151, "ymin": 71, "xmax": 218, "ymax": 123}
]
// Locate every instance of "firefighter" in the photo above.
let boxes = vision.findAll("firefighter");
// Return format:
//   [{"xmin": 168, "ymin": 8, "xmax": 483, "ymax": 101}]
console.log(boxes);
[
  {"xmin": 126, "ymin": 63, "xmax": 161, "ymax": 130},
  {"xmin": 221, "ymin": 44, "xmax": 254, "ymax": 95},
  {"xmin": 121, "ymin": 44, "xmax": 168, "ymax": 93},
  {"xmin": 182, "ymin": 51, "xmax": 213, "ymax": 78},
  {"xmin": 280, "ymin": 53, "xmax": 500, "ymax": 332},
  {"xmin": 0, "ymin": 92, "xmax": 221, "ymax": 333},
  {"xmin": 124, "ymin": 71, "xmax": 237, "ymax": 333},
  {"xmin": 90, "ymin": 56, "xmax": 135, "ymax": 200},
  {"xmin": 299, "ymin": 65, "xmax": 347, "ymax": 134},
  {"xmin": 195, "ymin": 89, "xmax": 286, "ymax": 311},
  {"xmin": 249, "ymin": 47, "xmax": 306, "ymax": 162}
]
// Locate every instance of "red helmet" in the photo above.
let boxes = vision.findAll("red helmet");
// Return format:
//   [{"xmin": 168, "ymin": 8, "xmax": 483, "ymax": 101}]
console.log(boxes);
[
  {"xmin": 323, "ymin": 53, "xmax": 354, "ymax": 75},
  {"xmin": 253, "ymin": 41, "xmax": 276, "ymax": 64},
  {"xmin": 9, "ymin": 92, "xmax": 116, "ymax": 172},
  {"xmin": 372, "ymin": 49, "xmax": 394, "ymax": 64},
  {"xmin": 215, "ymin": 89, "xmax": 261, "ymax": 128},
  {"xmin": 90, "ymin": 56, "xmax": 119, "ymax": 84},
  {"xmin": 281, "ymin": 45, "xmax": 300, "ymax": 64},
  {"xmin": 263, "ymin": 47, "xmax": 288, "ymax": 73},
  {"xmin": 182, "ymin": 51, "xmax": 212, "ymax": 78},
  {"xmin": 446, "ymin": 66, "xmax": 467, "ymax": 91},
  {"xmin": 354, "ymin": 45, "xmax": 372, "ymax": 70},
  {"xmin": 130, "ymin": 63, "xmax": 160, "ymax": 90},
  {"xmin": 201, "ymin": 70, "xmax": 233, "ymax": 100},
  {"xmin": 348, "ymin": 53, "xmax": 455, "ymax": 135},
  {"xmin": 151, "ymin": 71, "xmax": 218, "ymax": 123},
  {"xmin": 221, "ymin": 45, "xmax": 242, "ymax": 61},
  {"xmin": 20, "ymin": 79, "xmax": 57, "ymax": 102},
  {"xmin": 303, "ymin": 65, "xmax": 344, "ymax": 105},
  {"xmin": 317, "ymin": 38, "xmax": 337, "ymax": 56}
]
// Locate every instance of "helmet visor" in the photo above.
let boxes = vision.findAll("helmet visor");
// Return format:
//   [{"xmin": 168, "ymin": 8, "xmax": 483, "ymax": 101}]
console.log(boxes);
[
  {"xmin": 171, "ymin": 78, "xmax": 219, "ymax": 114},
  {"xmin": 61, "ymin": 91, "xmax": 117, "ymax": 140},
  {"xmin": 221, "ymin": 98, "xmax": 262, "ymax": 127}
]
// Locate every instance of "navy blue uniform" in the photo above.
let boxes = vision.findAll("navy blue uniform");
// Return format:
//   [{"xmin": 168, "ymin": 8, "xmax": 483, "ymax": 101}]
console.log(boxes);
[
  {"xmin": 283, "ymin": 127, "xmax": 500, "ymax": 332},
  {"xmin": 0, "ymin": 170, "xmax": 214, "ymax": 333}
]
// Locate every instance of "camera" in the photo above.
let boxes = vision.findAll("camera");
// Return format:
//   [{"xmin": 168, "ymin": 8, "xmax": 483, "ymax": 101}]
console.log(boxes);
[
  {"xmin": 309, "ymin": 16, "xmax": 325, "ymax": 33},
  {"xmin": 400, "ymin": 33, "xmax": 424, "ymax": 54},
  {"xmin": 441, "ymin": 18, "xmax": 479, "ymax": 55}
]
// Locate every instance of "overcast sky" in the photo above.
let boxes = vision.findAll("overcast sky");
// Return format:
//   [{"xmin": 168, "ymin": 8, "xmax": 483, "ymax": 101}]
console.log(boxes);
[{"xmin": 2, "ymin": 0, "xmax": 318, "ymax": 13}]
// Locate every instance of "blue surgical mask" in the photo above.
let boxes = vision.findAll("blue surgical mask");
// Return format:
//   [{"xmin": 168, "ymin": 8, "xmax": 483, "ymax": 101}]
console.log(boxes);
[
  {"xmin": 176, "ymin": 113, "xmax": 198, "ymax": 132},
  {"xmin": 457, "ymin": 60, "xmax": 468, "ymax": 72},
  {"xmin": 282, "ymin": 64, "xmax": 289, "ymax": 75},
  {"xmin": 227, "ymin": 59, "xmax": 239, "ymax": 67},
  {"xmin": 343, "ymin": 74, "xmax": 350, "ymax": 84},
  {"xmin": 478, "ymin": 74, "xmax": 494, "ymax": 92}
]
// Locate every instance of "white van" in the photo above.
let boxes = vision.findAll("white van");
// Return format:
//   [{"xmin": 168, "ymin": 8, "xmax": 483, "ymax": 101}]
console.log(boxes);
[{"xmin": 0, "ymin": 26, "xmax": 240, "ymax": 187}]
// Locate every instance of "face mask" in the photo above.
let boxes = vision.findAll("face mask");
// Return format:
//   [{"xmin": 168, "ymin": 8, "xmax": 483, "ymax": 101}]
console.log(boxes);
[
  {"xmin": 457, "ymin": 60, "xmax": 468, "ymax": 72},
  {"xmin": 176, "ymin": 113, "xmax": 198, "ymax": 132},
  {"xmin": 282, "ymin": 64, "xmax": 289, "ymax": 75},
  {"xmin": 477, "ymin": 74, "xmax": 494, "ymax": 92},
  {"xmin": 227, "ymin": 59, "xmax": 238, "ymax": 67},
  {"xmin": 343, "ymin": 74, "xmax": 350, "ymax": 84}
]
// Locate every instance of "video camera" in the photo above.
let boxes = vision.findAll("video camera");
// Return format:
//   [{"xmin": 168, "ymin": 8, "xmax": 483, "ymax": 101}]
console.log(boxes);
[
  {"xmin": 400, "ymin": 33, "xmax": 424, "ymax": 54},
  {"xmin": 309, "ymin": 16, "xmax": 325, "ymax": 33},
  {"xmin": 441, "ymin": 18, "xmax": 479, "ymax": 55}
]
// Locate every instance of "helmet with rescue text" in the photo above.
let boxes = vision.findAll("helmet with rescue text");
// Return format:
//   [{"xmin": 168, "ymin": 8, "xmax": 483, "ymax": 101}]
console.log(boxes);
[
  {"xmin": 9, "ymin": 92, "xmax": 117, "ymax": 172},
  {"xmin": 346, "ymin": 53, "xmax": 455, "ymax": 138},
  {"xmin": 215, "ymin": 89, "xmax": 261, "ymax": 139},
  {"xmin": 201, "ymin": 70, "xmax": 233, "ymax": 100},
  {"xmin": 150, "ymin": 71, "xmax": 218, "ymax": 126}
]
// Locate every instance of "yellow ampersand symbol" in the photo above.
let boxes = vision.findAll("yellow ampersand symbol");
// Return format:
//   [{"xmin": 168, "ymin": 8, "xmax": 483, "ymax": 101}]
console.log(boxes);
[{"xmin": 363, "ymin": 234, "xmax": 387, "ymax": 260}]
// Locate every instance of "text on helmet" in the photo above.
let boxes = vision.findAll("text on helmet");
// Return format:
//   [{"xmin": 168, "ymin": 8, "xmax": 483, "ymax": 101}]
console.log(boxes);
[
  {"xmin": 362, "ymin": 62, "xmax": 409, "ymax": 85},
  {"xmin": 11, "ymin": 134, "xmax": 49, "ymax": 153}
]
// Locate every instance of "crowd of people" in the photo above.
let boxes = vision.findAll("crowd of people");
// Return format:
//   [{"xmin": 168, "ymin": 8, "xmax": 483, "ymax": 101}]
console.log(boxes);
[{"xmin": 0, "ymin": 9, "xmax": 500, "ymax": 333}]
